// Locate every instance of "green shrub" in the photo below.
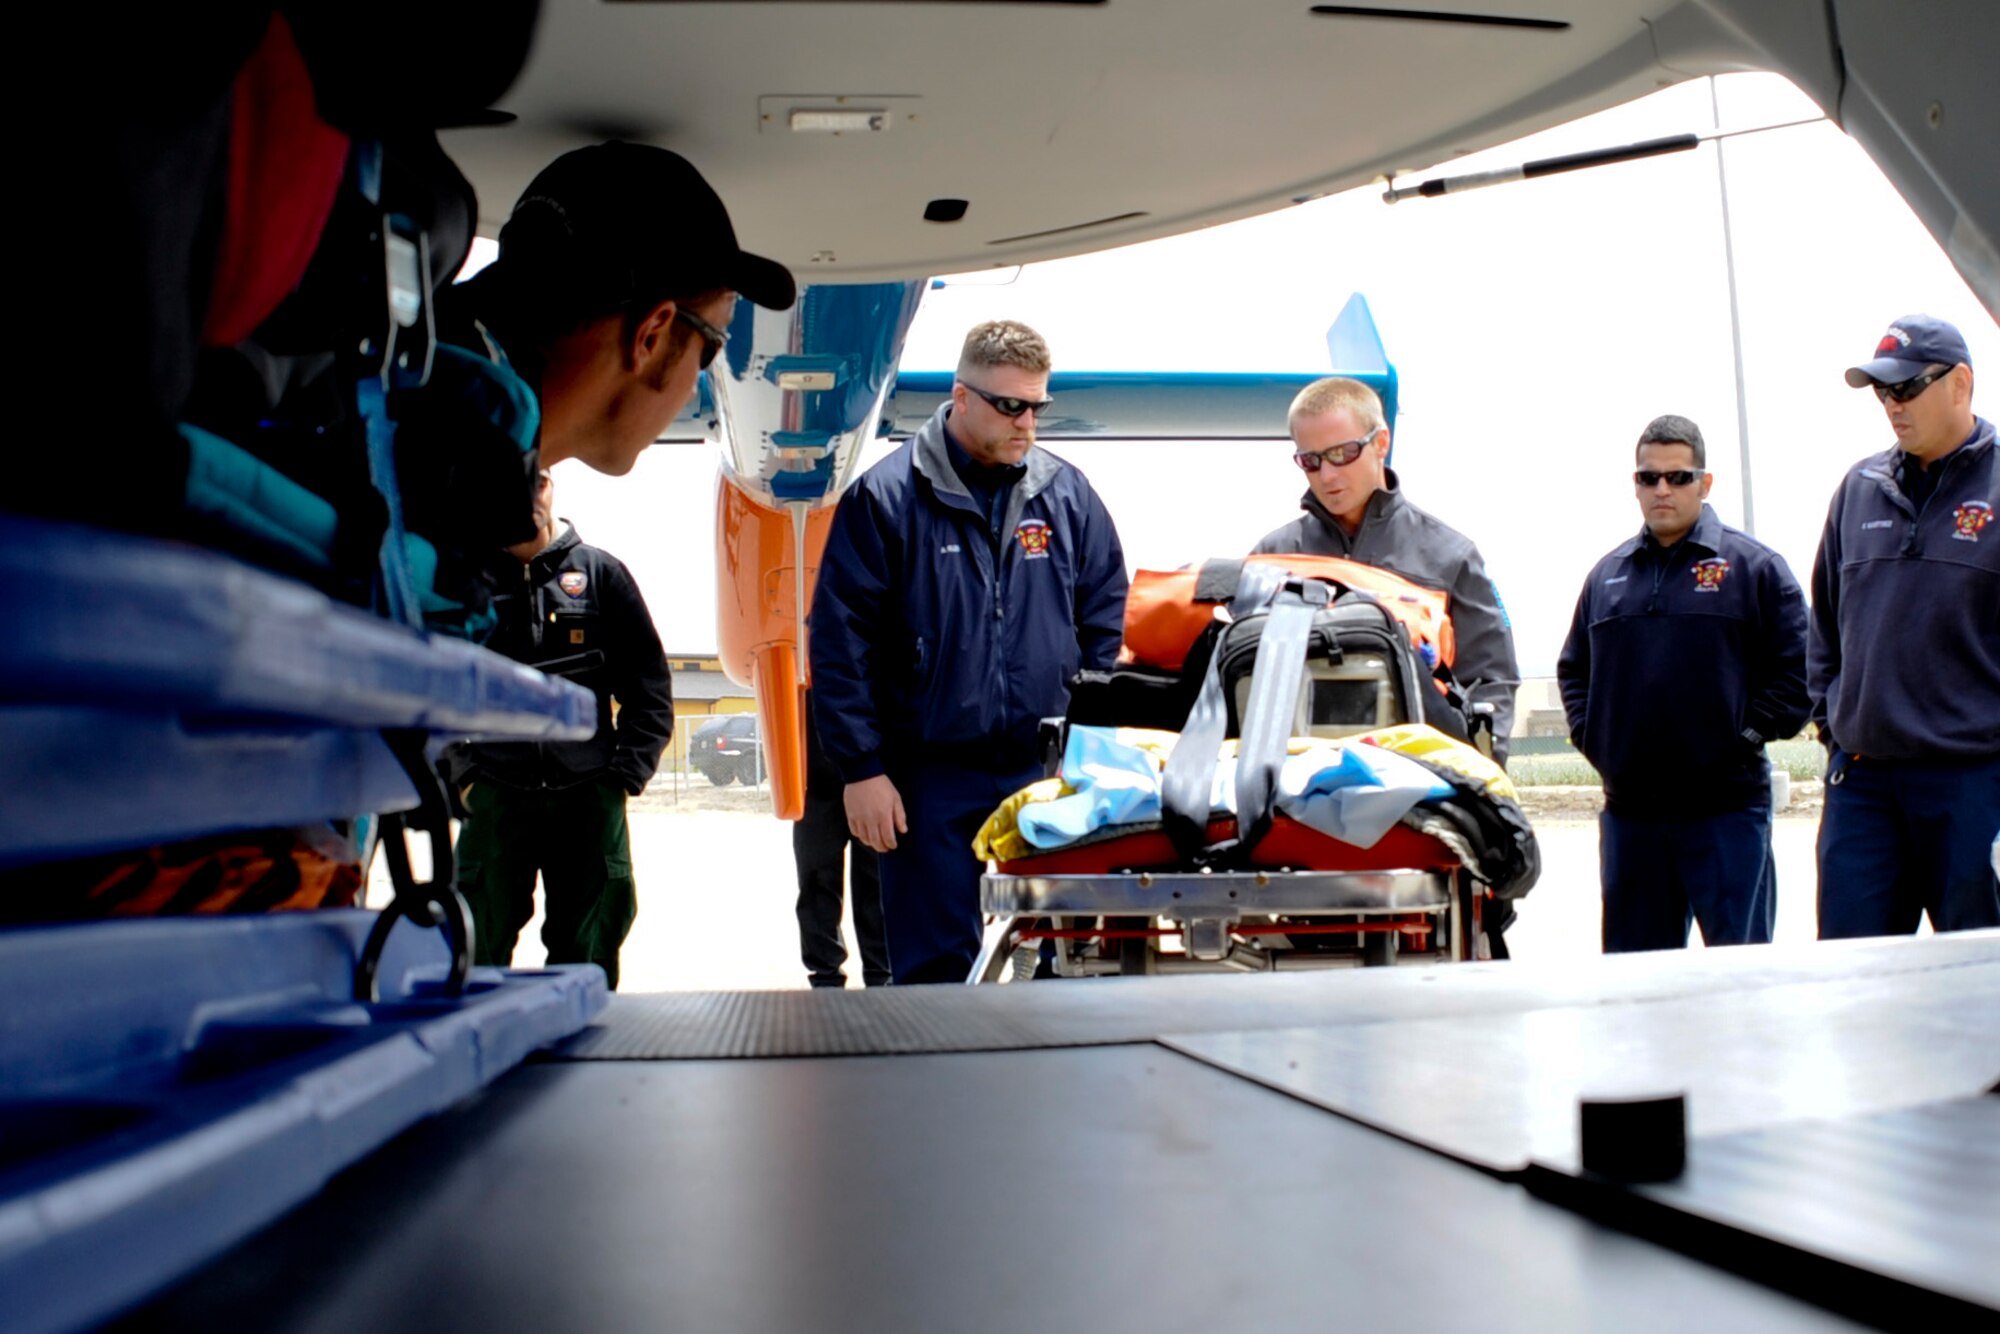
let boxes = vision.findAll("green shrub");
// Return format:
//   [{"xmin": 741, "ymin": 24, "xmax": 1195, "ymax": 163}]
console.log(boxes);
[
  {"xmin": 1506, "ymin": 752, "xmax": 1600, "ymax": 786},
  {"xmin": 1506, "ymin": 739, "xmax": 1826, "ymax": 786},
  {"xmin": 1768, "ymin": 739, "xmax": 1826, "ymax": 782}
]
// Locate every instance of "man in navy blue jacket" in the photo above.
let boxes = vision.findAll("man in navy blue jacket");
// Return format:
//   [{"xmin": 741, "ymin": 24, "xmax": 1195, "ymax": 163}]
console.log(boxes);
[
  {"xmin": 1558, "ymin": 415, "xmax": 1810, "ymax": 952},
  {"xmin": 809, "ymin": 321, "xmax": 1129, "ymax": 983},
  {"xmin": 1811, "ymin": 315, "xmax": 2000, "ymax": 939}
]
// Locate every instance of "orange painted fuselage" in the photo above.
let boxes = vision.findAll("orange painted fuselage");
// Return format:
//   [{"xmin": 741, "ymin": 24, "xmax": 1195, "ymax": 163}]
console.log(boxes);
[{"xmin": 713, "ymin": 472, "xmax": 837, "ymax": 820}]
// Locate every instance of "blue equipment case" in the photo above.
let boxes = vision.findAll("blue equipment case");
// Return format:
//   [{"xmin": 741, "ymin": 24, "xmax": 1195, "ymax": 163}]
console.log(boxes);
[
  {"xmin": 0, "ymin": 912, "xmax": 608, "ymax": 1334},
  {"xmin": 0, "ymin": 512, "xmax": 610, "ymax": 1332},
  {"xmin": 0, "ymin": 514, "xmax": 595, "ymax": 868}
]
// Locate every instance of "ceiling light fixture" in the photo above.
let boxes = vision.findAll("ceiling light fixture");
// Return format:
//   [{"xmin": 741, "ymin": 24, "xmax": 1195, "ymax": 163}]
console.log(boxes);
[{"xmin": 789, "ymin": 108, "xmax": 889, "ymax": 133}]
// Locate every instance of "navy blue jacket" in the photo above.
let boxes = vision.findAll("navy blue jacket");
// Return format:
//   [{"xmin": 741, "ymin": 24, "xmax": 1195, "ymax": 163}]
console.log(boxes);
[
  {"xmin": 1808, "ymin": 417, "xmax": 2000, "ymax": 761},
  {"xmin": 1557, "ymin": 506, "xmax": 1809, "ymax": 814},
  {"xmin": 809, "ymin": 404, "xmax": 1128, "ymax": 781}
]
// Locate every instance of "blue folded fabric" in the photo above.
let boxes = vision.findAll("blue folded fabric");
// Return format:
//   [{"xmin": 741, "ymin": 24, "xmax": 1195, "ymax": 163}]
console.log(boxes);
[
  {"xmin": 1014, "ymin": 726, "xmax": 1455, "ymax": 853},
  {"xmin": 1017, "ymin": 725, "xmax": 1166, "ymax": 848},
  {"xmin": 1275, "ymin": 744, "xmax": 1453, "ymax": 848}
]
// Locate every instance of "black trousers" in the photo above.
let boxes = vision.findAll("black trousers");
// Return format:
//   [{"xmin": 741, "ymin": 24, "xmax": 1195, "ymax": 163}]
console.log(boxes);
[{"xmin": 793, "ymin": 782, "xmax": 890, "ymax": 987}]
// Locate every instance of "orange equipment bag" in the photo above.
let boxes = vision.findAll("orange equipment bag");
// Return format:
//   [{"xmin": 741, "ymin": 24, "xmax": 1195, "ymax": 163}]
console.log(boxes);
[{"xmin": 1118, "ymin": 554, "xmax": 1455, "ymax": 677}]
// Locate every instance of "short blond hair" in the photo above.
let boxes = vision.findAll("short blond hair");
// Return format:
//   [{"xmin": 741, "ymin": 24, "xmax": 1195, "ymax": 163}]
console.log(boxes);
[
  {"xmin": 1288, "ymin": 377, "xmax": 1386, "ymax": 435},
  {"xmin": 958, "ymin": 320, "xmax": 1052, "ymax": 377}
]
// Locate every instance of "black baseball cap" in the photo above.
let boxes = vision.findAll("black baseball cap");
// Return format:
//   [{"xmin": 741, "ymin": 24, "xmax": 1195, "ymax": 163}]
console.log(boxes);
[{"xmin": 497, "ymin": 141, "xmax": 795, "ymax": 312}]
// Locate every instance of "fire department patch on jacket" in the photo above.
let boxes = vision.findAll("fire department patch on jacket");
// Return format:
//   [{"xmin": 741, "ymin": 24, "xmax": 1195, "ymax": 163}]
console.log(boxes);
[
  {"xmin": 1014, "ymin": 520, "xmax": 1052, "ymax": 559},
  {"xmin": 1691, "ymin": 557, "xmax": 1730, "ymax": 591},
  {"xmin": 559, "ymin": 571, "xmax": 588, "ymax": 597},
  {"xmin": 1953, "ymin": 500, "xmax": 1993, "ymax": 541}
]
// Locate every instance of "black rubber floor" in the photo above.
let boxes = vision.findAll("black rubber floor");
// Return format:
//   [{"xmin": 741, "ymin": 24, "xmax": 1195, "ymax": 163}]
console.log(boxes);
[{"xmin": 555, "ymin": 932, "xmax": 1999, "ymax": 1059}]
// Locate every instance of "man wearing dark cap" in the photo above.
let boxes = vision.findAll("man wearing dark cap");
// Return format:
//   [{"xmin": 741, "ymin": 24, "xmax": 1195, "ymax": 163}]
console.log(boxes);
[
  {"xmin": 1558, "ymin": 415, "xmax": 1810, "ymax": 952},
  {"xmin": 428, "ymin": 142, "xmax": 789, "ymax": 987},
  {"xmin": 445, "ymin": 140, "xmax": 796, "ymax": 476},
  {"xmin": 1810, "ymin": 315, "xmax": 2000, "ymax": 939}
]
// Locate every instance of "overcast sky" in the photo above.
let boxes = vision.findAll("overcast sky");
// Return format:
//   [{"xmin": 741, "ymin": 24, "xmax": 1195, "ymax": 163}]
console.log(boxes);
[{"xmin": 541, "ymin": 72, "xmax": 1994, "ymax": 677}]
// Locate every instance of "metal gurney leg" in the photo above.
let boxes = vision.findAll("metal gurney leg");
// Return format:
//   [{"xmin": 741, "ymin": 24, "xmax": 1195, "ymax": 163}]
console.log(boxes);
[{"xmin": 969, "ymin": 914, "xmax": 1031, "ymax": 985}]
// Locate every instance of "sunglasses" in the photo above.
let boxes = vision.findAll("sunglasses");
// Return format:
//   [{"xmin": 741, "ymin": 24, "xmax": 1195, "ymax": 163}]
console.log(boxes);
[
  {"xmin": 1873, "ymin": 365, "xmax": 1951, "ymax": 404},
  {"xmin": 674, "ymin": 306, "xmax": 729, "ymax": 369},
  {"xmin": 1634, "ymin": 469, "xmax": 1706, "ymax": 488},
  {"xmin": 1293, "ymin": 430, "xmax": 1380, "ymax": 472},
  {"xmin": 962, "ymin": 383, "xmax": 1056, "ymax": 419}
]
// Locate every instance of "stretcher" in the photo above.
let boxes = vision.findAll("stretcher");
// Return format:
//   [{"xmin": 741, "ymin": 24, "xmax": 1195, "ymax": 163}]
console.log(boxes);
[{"xmin": 970, "ymin": 558, "xmax": 1531, "ymax": 981}]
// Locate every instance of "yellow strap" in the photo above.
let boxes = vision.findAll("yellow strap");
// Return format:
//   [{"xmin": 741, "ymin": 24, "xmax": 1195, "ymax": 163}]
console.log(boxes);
[{"xmin": 1357, "ymin": 723, "xmax": 1518, "ymax": 801}]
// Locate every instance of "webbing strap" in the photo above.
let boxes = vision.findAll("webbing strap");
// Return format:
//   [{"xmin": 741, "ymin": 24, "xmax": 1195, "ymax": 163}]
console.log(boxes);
[
  {"xmin": 346, "ymin": 144, "xmax": 466, "ymax": 985},
  {"xmin": 349, "ymin": 140, "xmax": 431, "ymax": 627},
  {"xmin": 1161, "ymin": 562, "xmax": 1284, "ymax": 858},
  {"xmin": 354, "ymin": 139, "xmax": 384, "ymax": 205},
  {"xmin": 357, "ymin": 374, "xmax": 420, "ymax": 626},
  {"xmin": 1233, "ymin": 578, "xmax": 1329, "ymax": 850}
]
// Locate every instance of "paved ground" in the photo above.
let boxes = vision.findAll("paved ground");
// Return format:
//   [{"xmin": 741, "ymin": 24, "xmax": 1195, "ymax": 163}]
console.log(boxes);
[{"xmin": 375, "ymin": 781, "xmax": 1842, "ymax": 994}]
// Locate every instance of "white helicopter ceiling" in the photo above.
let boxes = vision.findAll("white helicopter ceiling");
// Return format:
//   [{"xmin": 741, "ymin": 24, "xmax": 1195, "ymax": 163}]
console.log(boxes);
[{"xmin": 440, "ymin": 0, "xmax": 1994, "ymax": 312}]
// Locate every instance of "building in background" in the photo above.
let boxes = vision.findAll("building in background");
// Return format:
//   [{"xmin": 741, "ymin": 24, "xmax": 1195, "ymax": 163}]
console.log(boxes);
[{"xmin": 661, "ymin": 655, "xmax": 757, "ymax": 780}]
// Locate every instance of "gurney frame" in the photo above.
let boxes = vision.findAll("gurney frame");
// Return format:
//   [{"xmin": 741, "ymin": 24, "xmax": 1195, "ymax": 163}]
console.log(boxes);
[{"xmin": 973, "ymin": 866, "xmax": 1479, "ymax": 980}]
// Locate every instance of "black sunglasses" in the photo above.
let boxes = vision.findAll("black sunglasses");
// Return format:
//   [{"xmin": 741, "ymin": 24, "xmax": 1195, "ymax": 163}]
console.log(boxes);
[
  {"xmin": 674, "ymin": 307, "xmax": 729, "ymax": 369},
  {"xmin": 1873, "ymin": 365, "xmax": 1951, "ymax": 404},
  {"xmin": 962, "ymin": 382, "xmax": 1055, "ymax": 419},
  {"xmin": 1293, "ymin": 429, "xmax": 1380, "ymax": 472},
  {"xmin": 1634, "ymin": 469, "xmax": 1706, "ymax": 488}
]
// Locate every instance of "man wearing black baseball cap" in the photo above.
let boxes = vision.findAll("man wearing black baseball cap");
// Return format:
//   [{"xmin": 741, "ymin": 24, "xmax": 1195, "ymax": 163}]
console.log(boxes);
[
  {"xmin": 1809, "ymin": 314, "xmax": 1999, "ymax": 940},
  {"xmin": 446, "ymin": 140, "xmax": 795, "ymax": 476}
]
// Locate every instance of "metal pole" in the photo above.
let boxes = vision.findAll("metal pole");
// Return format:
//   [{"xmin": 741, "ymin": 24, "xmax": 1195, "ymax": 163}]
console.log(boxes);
[
  {"xmin": 1381, "ymin": 134, "xmax": 1699, "ymax": 202},
  {"xmin": 1377, "ymin": 116, "xmax": 1821, "ymax": 205},
  {"xmin": 1712, "ymin": 76, "xmax": 1756, "ymax": 536}
]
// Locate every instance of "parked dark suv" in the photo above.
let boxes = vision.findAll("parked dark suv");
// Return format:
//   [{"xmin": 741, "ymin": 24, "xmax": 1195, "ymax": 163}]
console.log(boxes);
[{"xmin": 690, "ymin": 714, "xmax": 763, "ymax": 786}]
